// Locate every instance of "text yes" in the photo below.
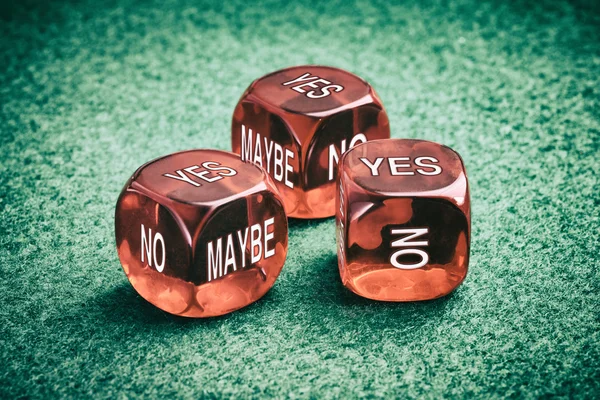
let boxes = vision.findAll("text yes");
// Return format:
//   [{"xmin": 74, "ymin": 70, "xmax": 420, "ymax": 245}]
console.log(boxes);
[
  {"xmin": 163, "ymin": 161, "xmax": 237, "ymax": 187},
  {"xmin": 282, "ymin": 72, "xmax": 344, "ymax": 99},
  {"xmin": 360, "ymin": 157, "xmax": 442, "ymax": 176}
]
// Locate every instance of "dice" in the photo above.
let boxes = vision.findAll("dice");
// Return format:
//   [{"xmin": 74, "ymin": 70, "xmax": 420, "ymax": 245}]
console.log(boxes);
[
  {"xmin": 336, "ymin": 139, "xmax": 470, "ymax": 301},
  {"xmin": 114, "ymin": 150, "xmax": 288, "ymax": 317},
  {"xmin": 232, "ymin": 65, "xmax": 390, "ymax": 219}
]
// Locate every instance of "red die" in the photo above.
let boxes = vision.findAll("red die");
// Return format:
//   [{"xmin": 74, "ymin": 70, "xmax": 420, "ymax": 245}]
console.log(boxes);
[
  {"xmin": 115, "ymin": 150, "xmax": 288, "ymax": 317},
  {"xmin": 336, "ymin": 139, "xmax": 470, "ymax": 301},
  {"xmin": 232, "ymin": 65, "xmax": 390, "ymax": 219}
]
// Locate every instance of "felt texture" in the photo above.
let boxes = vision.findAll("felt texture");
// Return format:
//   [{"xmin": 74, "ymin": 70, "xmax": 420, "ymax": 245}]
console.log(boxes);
[{"xmin": 1, "ymin": 0, "xmax": 599, "ymax": 397}]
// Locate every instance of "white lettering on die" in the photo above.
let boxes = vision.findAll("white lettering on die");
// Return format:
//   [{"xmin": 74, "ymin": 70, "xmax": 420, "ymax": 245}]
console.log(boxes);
[
  {"xmin": 389, "ymin": 228, "xmax": 429, "ymax": 270},
  {"xmin": 163, "ymin": 161, "xmax": 237, "ymax": 187},
  {"xmin": 141, "ymin": 224, "xmax": 166, "ymax": 273},
  {"xmin": 207, "ymin": 217, "xmax": 276, "ymax": 282},
  {"xmin": 359, "ymin": 156, "xmax": 442, "ymax": 177},
  {"xmin": 282, "ymin": 72, "xmax": 344, "ymax": 99},
  {"xmin": 240, "ymin": 124, "xmax": 294, "ymax": 189},
  {"xmin": 328, "ymin": 133, "xmax": 367, "ymax": 181}
]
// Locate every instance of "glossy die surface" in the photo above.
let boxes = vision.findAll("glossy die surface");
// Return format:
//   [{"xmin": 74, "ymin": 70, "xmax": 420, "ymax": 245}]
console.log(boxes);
[
  {"xmin": 336, "ymin": 139, "xmax": 470, "ymax": 301},
  {"xmin": 115, "ymin": 150, "xmax": 288, "ymax": 317},
  {"xmin": 232, "ymin": 65, "xmax": 390, "ymax": 219}
]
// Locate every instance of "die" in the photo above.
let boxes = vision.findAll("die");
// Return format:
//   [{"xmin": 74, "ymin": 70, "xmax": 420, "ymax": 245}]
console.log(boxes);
[
  {"xmin": 336, "ymin": 139, "xmax": 470, "ymax": 301},
  {"xmin": 231, "ymin": 65, "xmax": 390, "ymax": 219},
  {"xmin": 114, "ymin": 150, "xmax": 288, "ymax": 317}
]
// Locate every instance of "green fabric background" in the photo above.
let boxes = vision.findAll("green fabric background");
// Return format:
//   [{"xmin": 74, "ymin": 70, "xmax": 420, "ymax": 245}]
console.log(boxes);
[{"xmin": 1, "ymin": 0, "xmax": 599, "ymax": 397}]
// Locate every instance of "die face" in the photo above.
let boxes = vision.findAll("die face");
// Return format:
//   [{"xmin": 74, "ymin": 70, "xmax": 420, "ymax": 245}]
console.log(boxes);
[
  {"xmin": 250, "ymin": 65, "xmax": 373, "ymax": 118},
  {"xmin": 337, "ymin": 139, "xmax": 470, "ymax": 301},
  {"xmin": 115, "ymin": 150, "xmax": 288, "ymax": 317},
  {"xmin": 343, "ymin": 139, "xmax": 468, "ymax": 201},
  {"xmin": 115, "ymin": 191, "xmax": 194, "ymax": 315},
  {"xmin": 133, "ymin": 150, "xmax": 263, "ymax": 205},
  {"xmin": 231, "ymin": 102, "xmax": 303, "ymax": 217},
  {"xmin": 232, "ymin": 65, "xmax": 390, "ymax": 218},
  {"xmin": 193, "ymin": 192, "xmax": 287, "ymax": 316}
]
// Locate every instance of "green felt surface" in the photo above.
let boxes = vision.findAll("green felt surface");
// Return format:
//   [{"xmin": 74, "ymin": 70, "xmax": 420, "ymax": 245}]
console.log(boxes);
[{"xmin": 1, "ymin": 0, "xmax": 599, "ymax": 397}]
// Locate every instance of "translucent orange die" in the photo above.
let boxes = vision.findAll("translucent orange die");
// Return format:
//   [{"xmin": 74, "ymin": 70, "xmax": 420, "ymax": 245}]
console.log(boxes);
[
  {"xmin": 232, "ymin": 65, "xmax": 390, "ymax": 219},
  {"xmin": 115, "ymin": 150, "xmax": 288, "ymax": 317},
  {"xmin": 336, "ymin": 139, "xmax": 471, "ymax": 301}
]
